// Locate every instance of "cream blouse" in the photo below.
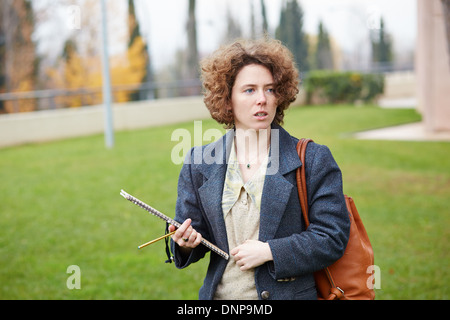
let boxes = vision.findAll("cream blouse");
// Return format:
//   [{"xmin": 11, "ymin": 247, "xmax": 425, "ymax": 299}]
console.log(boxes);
[{"xmin": 214, "ymin": 140, "xmax": 269, "ymax": 300}]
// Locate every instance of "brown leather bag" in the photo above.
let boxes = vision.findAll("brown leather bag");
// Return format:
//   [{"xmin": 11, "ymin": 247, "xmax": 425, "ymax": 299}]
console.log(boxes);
[{"xmin": 296, "ymin": 139, "xmax": 375, "ymax": 300}]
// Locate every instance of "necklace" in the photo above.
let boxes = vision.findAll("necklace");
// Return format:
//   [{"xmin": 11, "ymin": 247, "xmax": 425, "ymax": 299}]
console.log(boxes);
[
  {"xmin": 241, "ymin": 154, "xmax": 259, "ymax": 169},
  {"xmin": 234, "ymin": 135, "xmax": 270, "ymax": 170},
  {"xmin": 241, "ymin": 146, "xmax": 270, "ymax": 169}
]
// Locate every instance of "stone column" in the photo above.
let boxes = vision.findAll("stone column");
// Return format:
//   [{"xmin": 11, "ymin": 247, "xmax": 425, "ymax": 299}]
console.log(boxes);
[{"xmin": 416, "ymin": 0, "xmax": 450, "ymax": 132}]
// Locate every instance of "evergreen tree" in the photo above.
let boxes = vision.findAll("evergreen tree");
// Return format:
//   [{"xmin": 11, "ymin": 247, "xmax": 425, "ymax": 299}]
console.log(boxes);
[
  {"xmin": 275, "ymin": 0, "xmax": 309, "ymax": 71},
  {"xmin": 314, "ymin": 21, "xmax": 333, "ymax": 70},
  {"xmin": 127, "ymin": 0, "xmax": 152, "ymax": 100},
  {"xmin": 370, "ymin": 17, "xmax": 393, "ymax": 71}
]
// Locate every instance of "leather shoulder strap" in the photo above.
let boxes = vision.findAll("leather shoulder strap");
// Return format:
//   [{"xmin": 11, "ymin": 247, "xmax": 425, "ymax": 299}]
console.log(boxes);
[
  {"xmin": 296, "ymin": 138, "xmax": 313, "ymax": 228},
  {"xmin": 296, "ymin": 138, "xmax": 343, "ymax": 298}
]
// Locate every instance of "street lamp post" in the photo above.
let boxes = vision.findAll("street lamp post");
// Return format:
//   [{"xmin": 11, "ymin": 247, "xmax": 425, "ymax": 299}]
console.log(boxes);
[{"xmin": 100, "ymin": 0, "xmax": 114, "ymax": 148}]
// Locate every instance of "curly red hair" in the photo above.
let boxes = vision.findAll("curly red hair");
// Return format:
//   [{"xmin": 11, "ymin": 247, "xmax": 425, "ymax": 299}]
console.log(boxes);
[{"xmin": 200, "ymin": 38, "xmax": 299, "ymax": 129}]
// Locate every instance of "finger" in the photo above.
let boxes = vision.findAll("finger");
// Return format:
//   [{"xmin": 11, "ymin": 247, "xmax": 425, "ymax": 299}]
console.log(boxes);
[
  {"xmin": 187, "ymin": 228, "xmax": 196, "ymax": 243},
  {"xmin": 192, "ymin": 232, "xmax": 202, "ymax": 247},
  {"xmin": 240, "ymin": 264, "xmax": 249, "ymax": 271},
  {"xmin": 234, "ymin": 257, "xmax": 249, "ymax": 271},
  {"xmin": 182, "ymin": 226, "xmax": 193, "ymax": 241},
  {"xmin": 175, "ymin": 218, "xmax": 191, "ymax": 240},
  {"xmin": 168, "ymin": 225, "xmax": 176, "ymax": 233},
  {"xmin": 177, "ymin": 230, "xmax": 191, "ymax": 246},
  {"xmin": 177, "ymin": 238, "xmax": 188, "ymax": 247},
  {"xmin": 236, "ymin": 259, "xmax": 247, "ymax": 271}
]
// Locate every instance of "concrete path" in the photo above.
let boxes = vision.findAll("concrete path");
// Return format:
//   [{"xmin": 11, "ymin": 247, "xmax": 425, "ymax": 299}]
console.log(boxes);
[
  {"xmin": 354, "ymin": 121, "xmax": 450, "ymax": 142},
  {"xmin": 354, "ymin": 96, "xmax": 450, "ymax": 142}
]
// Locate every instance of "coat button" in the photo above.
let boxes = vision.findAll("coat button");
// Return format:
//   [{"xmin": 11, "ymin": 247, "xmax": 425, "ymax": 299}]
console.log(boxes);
[{"xmin": 261, "ymin": 291, "xmax": 270, "ymax": 300}]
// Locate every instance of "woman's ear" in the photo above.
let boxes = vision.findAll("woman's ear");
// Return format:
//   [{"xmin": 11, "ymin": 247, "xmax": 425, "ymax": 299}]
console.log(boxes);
[{"xmin": 226, "ymin": 103, "xmax": 233, "ymax": 114}]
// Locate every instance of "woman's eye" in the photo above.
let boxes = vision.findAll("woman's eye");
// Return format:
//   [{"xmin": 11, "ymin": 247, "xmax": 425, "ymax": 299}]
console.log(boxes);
[
  {"xmin": 244, "ymin": 88, "xmax": 255, "ymax": 94},
  {"xmin": 267, "ymin": 88, "xmax": 275, "ymax": 93}
]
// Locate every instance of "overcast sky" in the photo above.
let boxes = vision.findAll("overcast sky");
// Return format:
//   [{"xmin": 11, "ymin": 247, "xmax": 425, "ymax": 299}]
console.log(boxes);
[
  {"xmin": 134, "ymin": 0, "xmax": 417, "ymax": 68},
  {"xmin": 33, "ymin": 0, "xmax": 417, "ymax": 70}
]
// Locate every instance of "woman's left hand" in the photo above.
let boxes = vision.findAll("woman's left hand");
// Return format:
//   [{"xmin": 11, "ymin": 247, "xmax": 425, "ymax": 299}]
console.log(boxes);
[{"xmin": 231, "ymin": 240, "xmax": 273, "ymax": 271}]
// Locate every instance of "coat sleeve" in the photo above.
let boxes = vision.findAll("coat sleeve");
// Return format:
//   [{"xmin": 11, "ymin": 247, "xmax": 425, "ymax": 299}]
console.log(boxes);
[
  {"xmin": 171, "ymin": 147, "xmax": 210, "ymax": 268},
  {"xmin": 267, "ymin": 143, "xmax": 350, "ymax": 279}
]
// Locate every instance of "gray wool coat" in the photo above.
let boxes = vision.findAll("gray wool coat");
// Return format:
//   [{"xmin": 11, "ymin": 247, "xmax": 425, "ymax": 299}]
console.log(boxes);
[{"xmin": 171, "ymin": 124, "xmax": 350, "ymax": 300}]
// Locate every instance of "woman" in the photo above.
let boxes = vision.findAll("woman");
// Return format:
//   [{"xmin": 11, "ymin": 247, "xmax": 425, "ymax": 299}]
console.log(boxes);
[{"xmin": 169, "ymin": 38, "xmax": 350, "ymax": 300}]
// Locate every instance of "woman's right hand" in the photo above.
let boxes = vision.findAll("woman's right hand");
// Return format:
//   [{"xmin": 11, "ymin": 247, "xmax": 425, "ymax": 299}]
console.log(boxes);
[{"xmin": 169, "ymin": 218, "xmax": 202, "ymax": 249}]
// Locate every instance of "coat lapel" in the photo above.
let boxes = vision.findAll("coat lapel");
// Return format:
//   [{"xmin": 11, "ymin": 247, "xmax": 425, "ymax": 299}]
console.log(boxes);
[
  {"xmin": 197, "ymin": 129, "xmax": 234, "ymax": 252},
  {"xmin": 259, "ymin": 125, "xmax": 302, "ymax": 241}
]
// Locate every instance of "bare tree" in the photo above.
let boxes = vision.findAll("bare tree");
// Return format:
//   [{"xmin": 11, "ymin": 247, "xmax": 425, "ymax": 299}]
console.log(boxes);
[
  {"xmin": 1, "ymin": 0, "xmax": 37, "ymax": 113},
  {"xmin": 186, "ymin": 0, "xmax": 198, "ymax": 80},
  {"xmin": 223, "ymin": 5, "xmax": 242, "ymax": 43},
  {"xmin": 260, "ymin": 0, "xmax": 268, "ymax": 35}
]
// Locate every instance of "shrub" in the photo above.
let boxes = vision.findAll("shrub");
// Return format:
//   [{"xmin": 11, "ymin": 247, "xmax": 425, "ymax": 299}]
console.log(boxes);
[{"xmin": 304, "ymin": 70, "xmax": 384, "ymax": 105}]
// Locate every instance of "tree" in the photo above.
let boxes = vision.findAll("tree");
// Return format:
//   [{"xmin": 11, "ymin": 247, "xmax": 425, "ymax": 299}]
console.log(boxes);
[
  {"xmin": 62, "ymin": 39, "xmax": 86, "ymax": 107},
  {"xmin": 314, "ymin": 21, "xmax": 333, "ymax": 70},
  {"xmin": 0, "ymin": 0, "xmax": 38, "ymax": 113},
  {"xmin": 275, "ymin": 0, "xmax": 309, "ymax": 71},
  {"xmin": 127, "ymin": 0, "xmax": 152, "ymax": 100},
  {"xmin": 223, "ymin": 5, "xmax": 242, "ymax": 43},
  {"xmin": 249, "ymin": 0, "xmax": 268, "ymax": 39},
  {"xmin": 370, "ymin": 17, "xmax": 393, "ymax": 71},
  {"xmin": 260, "ymin": 0, "xmax": 268, "ymax": 35},
  {"xmin": 186, "ymin": 0, "xmax": 200, "ymax": 95},
  {"xmin": 250, "ymin": 0, "xmax": 256, "ymax": 39},
  {"xmin": 0, "ymin": 5, "xmax": 6, "ymax": 113},
  {"xmin": 45, "ymin": 0, "xmax": 152, "ymax": 108},
  {"xmin": 186, "ymin": 0, "xmax": 198, "ymax": 79}
]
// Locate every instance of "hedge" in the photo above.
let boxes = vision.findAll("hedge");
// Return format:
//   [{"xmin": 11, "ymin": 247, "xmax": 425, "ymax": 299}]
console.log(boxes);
[{"xmin": 303, "ymin": 70, "xmax": 385, "ymax": 105}]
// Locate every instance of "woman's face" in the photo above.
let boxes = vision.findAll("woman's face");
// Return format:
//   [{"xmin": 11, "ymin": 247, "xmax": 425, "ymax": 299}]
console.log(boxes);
[{"xmin": 230, "ymin": 64, "xmax": 277, "ymax": 132}]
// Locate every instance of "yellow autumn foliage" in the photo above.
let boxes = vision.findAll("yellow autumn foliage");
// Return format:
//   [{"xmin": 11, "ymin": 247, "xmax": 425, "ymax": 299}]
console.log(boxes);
[
  {"xmin": 64, "ymin": 51, "xmax": 88, "ymax": 108},
  {"xmin": 47, "ymin": 35, "xmax": 149, "ymax": 108},
  {"xmin": 3, "ymin": 80, "xmax": 35, "ymax": 113},
  {"xmin": 111, "ymin": 36, "xmax": 148, "ymax": 103}
]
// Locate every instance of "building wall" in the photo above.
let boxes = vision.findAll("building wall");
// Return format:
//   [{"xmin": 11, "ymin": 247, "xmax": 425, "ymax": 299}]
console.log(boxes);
[
  {"xmin": 0, "ymin": 96, "xmax": 210, "ymax": 148},
  {"xmin": 416, "ymin": 0, "xmax": 450, "ymax": 132}
]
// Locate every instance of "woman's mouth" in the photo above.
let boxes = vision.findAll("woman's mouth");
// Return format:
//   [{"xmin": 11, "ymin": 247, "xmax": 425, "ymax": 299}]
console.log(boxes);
[{"xmin": 254, "ymin": 111, "xmax": 268, "ymax": 119}]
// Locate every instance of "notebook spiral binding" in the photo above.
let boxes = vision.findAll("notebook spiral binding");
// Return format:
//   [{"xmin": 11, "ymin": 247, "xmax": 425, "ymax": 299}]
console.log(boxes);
[{"xmin": 120, "ymin": 189, "xmax": 229, "ymax": 260}]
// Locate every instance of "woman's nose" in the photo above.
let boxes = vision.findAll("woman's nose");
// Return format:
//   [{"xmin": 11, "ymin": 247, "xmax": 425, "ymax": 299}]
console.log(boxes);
[{"xmin": 256, "ymin": 90, "xmax": 267, "ymax": 105}]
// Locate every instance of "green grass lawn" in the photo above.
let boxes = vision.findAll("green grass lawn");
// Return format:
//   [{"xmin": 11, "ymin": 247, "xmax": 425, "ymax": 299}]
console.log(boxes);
[{"xmin": 0, "ymin": 104, "xmax": 448, "ymax": 299}]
